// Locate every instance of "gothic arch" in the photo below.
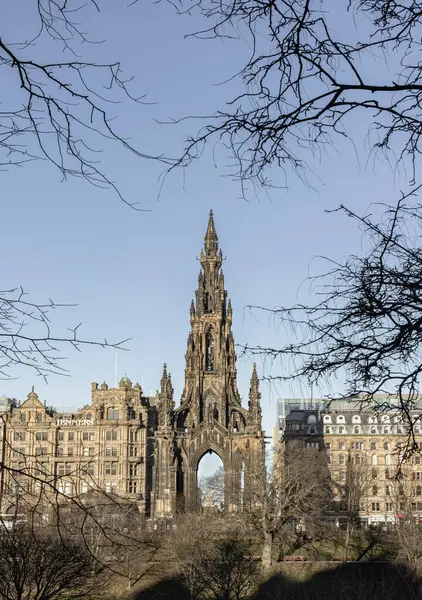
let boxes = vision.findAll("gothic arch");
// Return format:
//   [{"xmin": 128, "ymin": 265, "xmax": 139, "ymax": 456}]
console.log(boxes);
[{"xmin": 193, "ymin": 442, "xmax": 227, "ymax": 469}]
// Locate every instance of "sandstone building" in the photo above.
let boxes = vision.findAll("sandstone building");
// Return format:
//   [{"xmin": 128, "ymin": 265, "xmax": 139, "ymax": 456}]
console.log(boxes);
[
  {"xmin": 282, "ymin": 397, "xmax": 422, "ymax": 528},
  {"xmin": 0, "ymin": 212, "xmax": 265, "ymax": 523}
]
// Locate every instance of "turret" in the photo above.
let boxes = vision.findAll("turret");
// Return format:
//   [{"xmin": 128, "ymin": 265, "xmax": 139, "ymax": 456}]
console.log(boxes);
[
  {"xmin": 157, "ymin": 363, "xmax": 174, "ymax": 428},
  {"xmin": 248, "ymin": 363, "xmax": 262, "ymax": 427}
]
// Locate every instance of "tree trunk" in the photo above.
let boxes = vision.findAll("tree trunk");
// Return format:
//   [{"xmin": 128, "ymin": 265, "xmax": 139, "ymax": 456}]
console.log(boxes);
[{"xmin": 262, "ymin": 530, "xmax": 274, "ymax": 568}]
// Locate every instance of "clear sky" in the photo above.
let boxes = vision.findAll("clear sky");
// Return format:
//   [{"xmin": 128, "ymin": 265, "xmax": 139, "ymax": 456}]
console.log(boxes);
[{"xmin": 1, "ymin": 1, "xmax": 414, "ymax": 471}]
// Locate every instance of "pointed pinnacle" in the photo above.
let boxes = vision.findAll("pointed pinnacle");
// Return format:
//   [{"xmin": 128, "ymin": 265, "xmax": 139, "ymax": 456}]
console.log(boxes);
[
  {"xmin": 162, "ymin": 363, "xmax": 168, "ymax": 379},
  {"xmin": 251, "ymin": 363, "xmax": 259, "ymax": 387},
  {"xmin": 204, "ymin": 209, "xmax": 218, "ymax": 254}
]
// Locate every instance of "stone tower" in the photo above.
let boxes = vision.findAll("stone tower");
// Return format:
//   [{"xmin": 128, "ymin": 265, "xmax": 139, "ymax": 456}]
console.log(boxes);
[{"xmin": 151, "ymin": 211, "xmax": 265, "ymax": 519}]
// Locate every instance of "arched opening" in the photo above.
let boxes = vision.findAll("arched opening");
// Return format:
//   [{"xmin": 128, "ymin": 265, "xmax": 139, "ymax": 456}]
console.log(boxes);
[{"xmin": 197, "ymin": 451, "xmax": 224, "ymax": 512}]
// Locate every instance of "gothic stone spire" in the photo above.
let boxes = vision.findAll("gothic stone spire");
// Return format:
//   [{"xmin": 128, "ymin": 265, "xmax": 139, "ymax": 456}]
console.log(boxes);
[
  {"xmin": 158, "ymin": 363, "xmax": 174, "ymax": 427},
  {"xmin": 248, "ymin": 363, "xmax": 262, "ymax": 427}
]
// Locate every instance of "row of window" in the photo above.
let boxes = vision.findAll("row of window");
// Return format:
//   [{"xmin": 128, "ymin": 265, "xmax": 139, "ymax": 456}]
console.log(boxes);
[
  {"xmin": 371, "ymin": 501, "xmax": 422, "ymax": 512},
  {"xmin": 329, "ymin": 453, "xmax": 393, "ymax": 466},
  {"xmin": 55, "ymin": 462, "xmax": 143, "ymax": 477},
  {"xmin": 12, "ymin": 429, "xmax": 143, "ymax": 443},
  {"xmin": 326, "ymin": 440, "xmax": 408, "ymax": 452},
  {"xmin": 325, "ymin": 425, "xmax": 410, "ymax": 434},
  {"xmin": 324, "ymin": 414, "xmax": 410, "ymax": 425},
  {"xmin": 12, "ymin": 445, "xmax": 143, "ymax": 460}
]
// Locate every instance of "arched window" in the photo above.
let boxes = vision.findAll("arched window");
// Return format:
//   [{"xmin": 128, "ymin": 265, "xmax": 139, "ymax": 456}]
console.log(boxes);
[
  {"xmin": 385, "ymin": 469, "xmax": 390, "ymax": 479},
  {"xmin": 397, "ymin": 426, "xmax": 403, "ymax": 434},
  {"xmin": 339, "ymin": 454, "xmax": 345, "ymax": 465},
  {"xmin": 339, "ymin": 425, "xmax": 345, "ymax": 434},
  {"xmin": 385, "ymin": 454, "xmax": 391, "ymax": 466},
  {"xmin": 372, "ymin": 455, "xmax": 378, "ymax": 466},
  {"xmin": 20, "ymin": 413, "xmax": 26, "ymax": 424},
  {"xmin": 336, "ymin": 415, "xmax": 345, "ymax": 424},
  {"xmin": 205, "ymin": 330, "xmax": 214, "ymax": 371},
  {"xmin": 384, "ymin": 441, "xmax": 390, "ymax": 450},
  {"xmin": 371, "ymin": 426, "xmax": 377, "ymax": 434},
  {"xmin": 325, "ymin": 426, "xmax": 331, "ymax": 434},
  {"xmin": 372, "ymin": 468, "xmax": 378, "ymax": 480},
  {"xmin": 355, "ymin": 454, "xmax": 361, "ymax": 465},
  {"xmin": 372, "ymin": 485, "xmax": 378, "ymax": 496},
  {"xmin": 354, "ymin": 426, "xmax": 360, "ymax": 434},
  {"xmin": 323, "ymin": 415, "xmax": 332, "ymax": 423},
  {"xmin": 107, "ymin": 407, "xmax": 119, "ymax": 421}
]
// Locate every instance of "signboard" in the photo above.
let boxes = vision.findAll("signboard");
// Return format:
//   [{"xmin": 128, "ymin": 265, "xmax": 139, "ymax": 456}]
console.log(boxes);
[{"xmin": 56, "ymin": 419, "xmax": 94, "ymax": 427}]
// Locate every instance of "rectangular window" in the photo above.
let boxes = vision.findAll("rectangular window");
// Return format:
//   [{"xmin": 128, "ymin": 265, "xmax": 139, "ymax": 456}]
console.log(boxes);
[
  {"xmin": 58, "ymin": 432, "xmax": 64, "ymax": 441},
  {"xmin": 82, "ymin": 432, "xmax": 95, "ymax": 442},
  {"xmin": 82, "ymin": 464, "xmax": 95, "ymax": 476},
  {"xmin": 372, "ymin": 486, "xmax": 378, "ymax": 496},
  {"xmin": 58, "ymin": 463, "xmax": 72, "ymax": 476},
  {"xmin": 129, "ymin": 446, "xmax": 138, "ymax": 457},
  {"xmin": 36, "ymin": 432, "xmax": 48, "ymax": 441},
  {"xmin": 325, "ymin": 442, "xmax": 331, "ymax": 450},
  {"xmin": 89, "ymin": 447, "xmax": 95, "ymax": 457},
  {"xmin": 415, "ymin": 456, "xmax": 421, "ymax": 465},
  {"xmin": 129, "ymin": 463, "xmax": 138, "ymax": 478},
  {"xmin": 35, "ymin": 447, "xmax": 48, "ymax": 456},
  {"xmin": 371, "ymin": 502, "xmax": 380, "ymax": 512},
  {"xmin": 81, "ymin": 482, "xmax": 88, "ymax": 494},
  {"xmin": 67, "ymin": 447, "xmax": 74, "ymax": 457},
  {"xmin": 386, "ymin": 485, "xmax": 391, "ymax": 496},
  {"xmin": 106, "ymin": 430, "xmax": 118, "ymax": 441},
  {"xmin": 68, "ymin": 432, "xmax": 74, "ymax": 442},
  {"xmin": 106, "ymin": 447, "xmax": 117, "ymax": 457},
  {"xmin": 12, "ymin": 447, "xmax": 25, "ymax": 458},
  {"xmin": 57, "ymin": 446, "xmax": 64, "ymax": 456},
  {"xmin": 105, "ymin": 481, "xmax": 111, "ymax": 493},
  {"xmin": 338, "ymin": 442, "xmax": 345, "ymax": 450},
  {"xmin": 371, "ymin": 442, "xmax": 377, "ymax": 450},
  {"xmin": 105, "ymin": 462, "xmax": 117, "ymax": 476},
  {"xmin": 13, "ymin": 432, "xmax": 25, "ymax": 442},
  {"xmin": 385, "ymin": 502, "xmax": 393, "ymax": 512},
  {"xmin": 128, "ymin": 481, "xmax": 138, "ymax": 494}
]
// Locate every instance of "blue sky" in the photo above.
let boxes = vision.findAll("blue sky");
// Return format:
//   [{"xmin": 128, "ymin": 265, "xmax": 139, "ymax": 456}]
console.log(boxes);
[{"xmin": 1, "ymin": 1, "xmax": 415, "ymax": 474}]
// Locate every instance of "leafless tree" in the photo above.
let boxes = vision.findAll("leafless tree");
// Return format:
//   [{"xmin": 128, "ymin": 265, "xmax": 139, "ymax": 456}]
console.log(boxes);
[
  {"xmin": 0, "ymin": 525, "xmax": 94, "ymax": 600},
  {"xmin": 242, "ymin": 441, "xmax": 331, "ymax": 568},
  {"xmin": 171, "ymin": 513, "xmax": 258, "ymax": 600},
  {"xmin": 199, "ymin": 466, "xmax": 225, "ymax": 509},
  {"xmin": 164, "ymin": 0, "xmax": 422, "ymax": 193},
  {"xmin": 0, "ymin": 286, "xmax": 128, "ymax": 381},
  {"xmin": 0, "ymin": 428, "xmax": 159, "ymax": 586},
  {"xmin": 336, "ymin": 455, "xmax": 373, "ymax": 560},
  {"xmin": 243, "ymin": 190, "xmax": 422, "ymax": 458},
  {"xmin": 1, "ymin": 1, "xmax": 171, "ymax": 208}
]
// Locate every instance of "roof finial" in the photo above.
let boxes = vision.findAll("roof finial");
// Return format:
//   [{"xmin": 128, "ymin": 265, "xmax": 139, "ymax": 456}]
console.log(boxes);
[{"xmin": 204, "ymin": 209, "xmax": 218, "ymax": 256}]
